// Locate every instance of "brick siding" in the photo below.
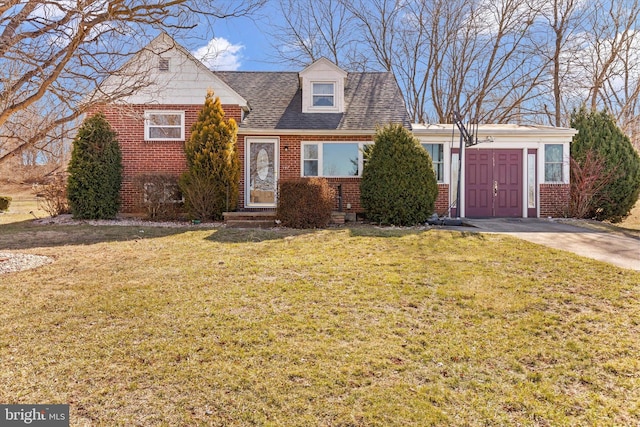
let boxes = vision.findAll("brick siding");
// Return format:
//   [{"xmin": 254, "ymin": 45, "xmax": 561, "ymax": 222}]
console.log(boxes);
[
  {"xmin": 540, "ymin": 183, "xmax": 570, "ymax": 218},
  {"xmin": 239, "ymin": 134, "xmax": 373, "ymax": 213},
  {"xmin": 92, "ymin": 104, "xmax": 241, "ymax": 212},
  {"xmin": 435, "ymin": 184, "xmax": 450, "ymax": 216}
]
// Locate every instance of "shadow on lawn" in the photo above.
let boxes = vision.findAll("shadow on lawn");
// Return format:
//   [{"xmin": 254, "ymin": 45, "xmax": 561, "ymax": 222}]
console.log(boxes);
[
  {"xmin": 205, "ymin": 227, "xmax": 316, "ymax": 243},
  {"xmin": 206, "ymin": 223, "xmax": 488, "ymax": 243},
  {"xmin": 0, "ymin": 219, "xmax": 490, "ymax": 251},
  {"xmin": 0, "ymin": 219, "xmax": 194, "ymax": 250},
  {"xmin": 347, "ymin": 224, "xmax": 487, "ymax": 240}
]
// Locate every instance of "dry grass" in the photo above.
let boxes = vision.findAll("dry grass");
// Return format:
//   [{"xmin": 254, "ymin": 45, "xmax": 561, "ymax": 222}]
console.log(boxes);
[
  {"xmin": 620, "ymin": 197, "xmax": 640, "ymax": 230},
  {"xmin": 1, "ymin": 220, "xmax": 639, "ymax": 426},
  {"xmin": 0, "ymin": 182, "xmax": 47, "ymax": 225}
]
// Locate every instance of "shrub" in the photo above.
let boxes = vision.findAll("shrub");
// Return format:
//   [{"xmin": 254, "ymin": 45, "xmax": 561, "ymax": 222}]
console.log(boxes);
[
  {"xmin": 0, "ymin": 196, "xmax": 11, "ymax": 212},
  {"xmin": 360, "ymin": 123, "xmax": 438, "ymax": 225},
  {"xmin": 134, "ymin": 174, "xmax": 183, "ymax": 220},
  {"xmin": 36, "ymin": 174, "xmax": 70, "ymax": 217},
  {"xmin": 569, "ymin": 150, "xmax": 617, "ymax": 219},
  {"xmin": 179, "ymin": 89, "xmax": 240, "ymax": 220},
  {"xmin": 67, "ymin": 112, "xmax": 123, "ymax": 219},
  {"xmin": 277, "ymin": 178, "xmax": 334, "ymax": 228},
  {"xmin": 570, "ymin": 107, "xmax": 640, "ymax": 222}
]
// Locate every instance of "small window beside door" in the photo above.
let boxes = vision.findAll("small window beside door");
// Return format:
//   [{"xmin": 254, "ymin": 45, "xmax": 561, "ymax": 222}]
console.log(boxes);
[
  {"xmin": 422, "ymin": 143, "xmax": 444, "ymax": 182},
  {"xmin": 544, "ymin": 144, "xmax": 564, "ymax": 182}
]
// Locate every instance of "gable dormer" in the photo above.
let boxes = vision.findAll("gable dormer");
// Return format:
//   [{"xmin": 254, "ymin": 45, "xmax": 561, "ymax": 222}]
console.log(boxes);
[{"xmin": 299, "ymin": 58, "xmax": 348, "ymax": 114}]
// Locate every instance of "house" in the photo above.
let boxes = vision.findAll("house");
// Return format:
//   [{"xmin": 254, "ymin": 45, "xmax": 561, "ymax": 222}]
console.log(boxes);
[{"xmin": 96, "ymin": 33, "xmax": 576, "ymax": 220}]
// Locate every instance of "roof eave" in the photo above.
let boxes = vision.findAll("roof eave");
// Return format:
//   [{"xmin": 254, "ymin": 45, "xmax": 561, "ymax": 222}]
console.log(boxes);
[
  {"xmin": 411, "ymin": 124, "xmax": 578, "ymax": 138},
  {"xmin": 237, "ymin": 128, "xmax": 377, "ymax": 136}
]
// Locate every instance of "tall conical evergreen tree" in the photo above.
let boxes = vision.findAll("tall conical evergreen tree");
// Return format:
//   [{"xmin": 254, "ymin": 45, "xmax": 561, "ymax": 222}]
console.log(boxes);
[
  {"xmin": 67, "ymin": 112, "xmax": 122, "ymax": 219},
  {"xmin": 360, "ymin": 123, "xmax": 438, "ymax": 225},
  {"xmin": 179, "ymin": 89, "xmax": 240, "ymax": 220},
  {"xmin": 570, "ymin": 107, "xmax": 640, "ymax": 222}
]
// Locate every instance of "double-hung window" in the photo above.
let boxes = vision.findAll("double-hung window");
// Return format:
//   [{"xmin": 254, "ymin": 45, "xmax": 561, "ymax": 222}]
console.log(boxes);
[
  {"xmin": 544, "ymin": 144, "xmax": 564, "ymax": 182},
  {"xmin": 422, "ymin": 143, "xmax": 444, "ymax": 182},
  {"xmin": 302, "ymin": 142, "xmax": 361, "ymax": 177},
  {"xmin": 145, "ymin": 111, "xmax": 185, "ymax": 141},
  {"xmin": 312, "ymin": 83, "xmax": 335, "ymax": 107}
]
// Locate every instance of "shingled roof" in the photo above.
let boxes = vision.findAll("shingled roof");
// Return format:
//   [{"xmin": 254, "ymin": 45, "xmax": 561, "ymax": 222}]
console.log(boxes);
[{"xmin": 214, "ymin": 71, "xmax": 411, "ymax": 130}]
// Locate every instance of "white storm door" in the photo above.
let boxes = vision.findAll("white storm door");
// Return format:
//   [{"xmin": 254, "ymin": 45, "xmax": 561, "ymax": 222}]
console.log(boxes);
[{"xmin": 246, "ymin": 138, "xmax": 279, "ymax": 207}]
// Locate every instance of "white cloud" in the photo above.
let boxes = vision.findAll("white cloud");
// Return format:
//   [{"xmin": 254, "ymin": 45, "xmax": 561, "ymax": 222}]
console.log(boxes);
[{"xmin": 192, "ymin": 38, "xmax": 244, "ymax": 71}]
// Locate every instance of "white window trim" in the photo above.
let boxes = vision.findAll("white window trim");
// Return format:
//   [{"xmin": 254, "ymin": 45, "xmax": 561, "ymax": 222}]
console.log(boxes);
[
  {"xmin": 543, "ymin": 143, "xmax": 567, "ymax": 184},
  {"xmin": 301, "ymin": 141, "xmax": 369, "ymax": 178},
  {"xmin": 144, "ymin": 110, "xmax": 185, "ymax": 142},
  {"xmin": 302, "ymin": 79, "xmax": 343, "ymax": 113},
  {"xmin": 421, "ymin": 143, "xmax": 445, "ymax": 183},
  {"xmin": 311, "ymin": 82, "xmax": 336, "ymax": 109}
]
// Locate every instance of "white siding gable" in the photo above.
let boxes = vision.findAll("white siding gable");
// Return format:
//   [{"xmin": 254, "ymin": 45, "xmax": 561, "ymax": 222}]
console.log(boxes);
[
  {"xmin": 100, "ymin": 33, "xmax": 247, "ymax": 107},
  {"xmin": 299, "ymin": 58, "xmax": 347, "ymax": 114}
]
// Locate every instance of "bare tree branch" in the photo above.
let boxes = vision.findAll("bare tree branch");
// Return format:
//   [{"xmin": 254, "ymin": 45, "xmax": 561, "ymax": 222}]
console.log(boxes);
[{"xmin": 0, "ymin": 0, "xmax": 265, "ymax": 166}]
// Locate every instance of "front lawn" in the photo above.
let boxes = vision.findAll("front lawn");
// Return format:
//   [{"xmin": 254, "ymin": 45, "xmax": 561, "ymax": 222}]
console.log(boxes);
[{"xmin": 0, "ymin": 223, "xmax": 639, "ymax": 426}]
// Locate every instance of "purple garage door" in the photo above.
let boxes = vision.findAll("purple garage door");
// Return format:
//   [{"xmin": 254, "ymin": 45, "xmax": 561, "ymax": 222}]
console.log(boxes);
[{"xmin": 465, "ymin": 149, "xmax": 522, "ymax": 217}]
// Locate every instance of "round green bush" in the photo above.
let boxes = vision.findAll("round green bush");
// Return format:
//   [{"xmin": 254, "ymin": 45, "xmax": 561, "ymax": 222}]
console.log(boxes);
[{"xmin": 360, "ymin": 123, "xmax": 438, "ymax": 225}]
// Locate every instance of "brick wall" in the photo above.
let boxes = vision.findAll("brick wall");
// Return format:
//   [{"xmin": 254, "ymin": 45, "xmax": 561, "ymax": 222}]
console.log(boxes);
[
  {"xmin": 239, "ymin": 133, "xmax": 374, "ymax": 213},
  {"xmin": 540, "ymin": 183, "xmax": 570, "ymax": 217},
  {"xmin": 434, "ymin": 184, "xmax": 450, "ymax": 216},
  {"xmin": 93, "ymin": 104, "xmax": 241, "ymax": 212},
  {"xmin": 93, "ymin": 105, "xmax": 452, "ymax": 216}
]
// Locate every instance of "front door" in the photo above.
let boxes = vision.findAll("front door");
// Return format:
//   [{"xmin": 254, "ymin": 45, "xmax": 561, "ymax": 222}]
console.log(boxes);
[
  {"xmin": 246, "ymin": 138, "xmax": 278, "ymax": 207},
  {"xmin": 465, "ymin": 149, "xmax": 522, "ymax": 217}
]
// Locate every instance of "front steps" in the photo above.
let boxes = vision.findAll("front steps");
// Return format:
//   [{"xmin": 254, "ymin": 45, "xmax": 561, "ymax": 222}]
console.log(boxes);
[
  {"xmin": 223, "ymin": 211, "xmax": 277, "ymax": 228},
  {"xmin": 223, "ymin": 211, "xmax": 349, "ymax": 228}
]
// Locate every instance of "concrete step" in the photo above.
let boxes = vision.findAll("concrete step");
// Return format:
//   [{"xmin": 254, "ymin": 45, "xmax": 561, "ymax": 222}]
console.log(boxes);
[
  {"xmin": 331, "ymin": 212, "xmax": 346, "ymax": 224},
  {"xmin": 223, "ymin": 211, "xmax": 276, "ymax": 221}
]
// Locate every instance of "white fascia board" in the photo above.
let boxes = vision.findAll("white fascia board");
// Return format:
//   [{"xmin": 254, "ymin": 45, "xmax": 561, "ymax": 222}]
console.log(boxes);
[{"xmin": 412, "ymin": 123, "xmax": 578, "ymax": 140}]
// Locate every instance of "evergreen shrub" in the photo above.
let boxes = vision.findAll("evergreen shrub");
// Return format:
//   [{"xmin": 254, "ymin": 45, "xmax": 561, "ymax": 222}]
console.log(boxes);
[
  {"xmin": 67, "ymin": 113, "xmax": 122, "ymax": 219},
  {"xmin": 570, "ymin": 107, "xmax": 640, "ymax": 222},
  {"xmin": 360, "ymin": 123, "xmax": 438, "ymax": 225},
  {"xmin": 179, "ymin": 90, "xmax": 240, "ymax": 220}
]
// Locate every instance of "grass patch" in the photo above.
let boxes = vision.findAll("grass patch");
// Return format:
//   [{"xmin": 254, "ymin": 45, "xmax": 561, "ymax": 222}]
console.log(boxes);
[{"xmin": 1, "ymin": 224, "xmax": 639, "ymax": 426}]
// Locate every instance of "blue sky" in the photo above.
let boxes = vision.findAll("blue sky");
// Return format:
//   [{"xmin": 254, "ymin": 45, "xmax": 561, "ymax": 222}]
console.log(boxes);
[{"xmin": 178, "ymin": 3, "xmax": 286, "ymax": 72}]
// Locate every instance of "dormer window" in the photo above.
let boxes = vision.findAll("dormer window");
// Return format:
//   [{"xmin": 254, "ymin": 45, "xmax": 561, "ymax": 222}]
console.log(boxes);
[
  {"xmin": 300, "ymin": 58, "xmax": 347, "ymax": 113},
  {"xmin": 312, "ymin": 83, "xmax": 335, "ymax": 107}
]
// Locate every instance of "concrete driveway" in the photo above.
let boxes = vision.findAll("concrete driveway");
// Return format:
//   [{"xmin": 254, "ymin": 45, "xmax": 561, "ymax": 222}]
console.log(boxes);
[{"xmin": 460, "ymin": 218, "xmax": 640, "ymax": 271}]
